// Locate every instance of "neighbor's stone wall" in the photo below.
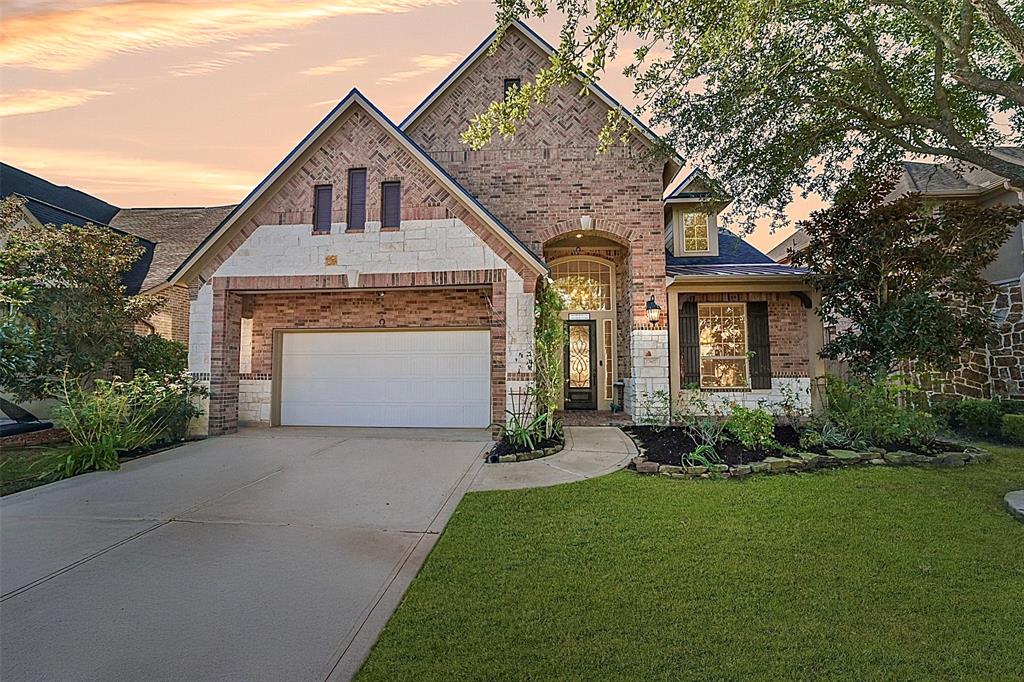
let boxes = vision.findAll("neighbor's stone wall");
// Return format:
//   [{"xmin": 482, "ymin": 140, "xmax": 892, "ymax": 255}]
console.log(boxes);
[{"xmin": 912, "ymin": 279, "xmax": 1024, "ymax": 400}]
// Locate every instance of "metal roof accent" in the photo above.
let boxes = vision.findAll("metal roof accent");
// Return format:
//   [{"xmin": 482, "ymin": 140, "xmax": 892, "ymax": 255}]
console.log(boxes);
[{"xmin": 667, "ymin": 263, "xmax": 810, "ymax": 278}]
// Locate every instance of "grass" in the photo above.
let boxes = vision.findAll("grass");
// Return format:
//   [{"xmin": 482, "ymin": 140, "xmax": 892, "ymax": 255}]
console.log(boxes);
[
  {"xmin": 358, "ymin": 441, "xmax": 1024, "ymax": 681},
  {"xmin": 0, "ymin": 444, "xmax": 75, "ymax": 496}
]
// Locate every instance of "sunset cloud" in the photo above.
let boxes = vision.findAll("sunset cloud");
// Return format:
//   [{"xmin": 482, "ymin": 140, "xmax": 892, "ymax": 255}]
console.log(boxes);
[
  {"xmin": 2, "ymin": 145, "xmax": 256, "ymax": 201},
  {"xmin": 301, "ymin": 56, "xmax": 371, "ymax": 77},
  {"xmin": 377, "ymin": 53, "xmax": 461, "ymax": 85},
  {"xmin": 0, "ymin": 88, "xmax": 111, "ymax": 117},
  {"xmin": 0, "ymin": 0, "xmax": 456, "ymax": 72},
  {"xmin": 169, "ymin": 42, "xmax": 290, "ymax": 77}
]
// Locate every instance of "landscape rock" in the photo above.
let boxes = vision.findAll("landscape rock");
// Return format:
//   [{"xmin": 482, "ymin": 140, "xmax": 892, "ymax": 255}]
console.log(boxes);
[
  {"xmin": 636, "ymin": 461, "xmax": 660, "ymax": 474},
  {"xmin": 883, "ymin": 451, "xmax": 916, "ymax": 466},
  {"xmin": 782, "ymin": 456, "xmax": 806, "ymax": 470},
  {"xmin": 631, "ymin": 455, "xmax": 647, "ymax": 466},
  {"xmin": 498, "ymin": 454, "xmax": 517, "ymax": 463},
  {"xmin": 684, "ymin": 465, "xmax": 708, "ymax": 475},
  {"xmin": 967, "ymin": 450, "xmax": 992, "ymax": 465},
  {"xmin": 797, "ymin": 452, "xmax": 821, "ymax": 468},
  {"xmin": 730, "ymin": 464, "xmax": 752, "ymax": 477},
  {"xmin": 763, "ymin": 456, "xmax": 791, "ymax": 472},
  {"xmin": 709, "ymin": 464, "xmax": 730, "ymax": 473},
  {"xmin": 659, "ymin": 465, "xmax": 683, "ymax": 475},
  {"xmin": 933, "ymin": 452, "xmax": 968, "ymax": 468},
  {"xmin": 749, "ymin": 461, "xmax": 771, "ymax": 474},
  {"xmin": 826, "ymin": 449, "xmax": 862, "ymax": 464},
  {"xmin": 869, "ymin": 458, "xmax": 886, "ymax": 465}
]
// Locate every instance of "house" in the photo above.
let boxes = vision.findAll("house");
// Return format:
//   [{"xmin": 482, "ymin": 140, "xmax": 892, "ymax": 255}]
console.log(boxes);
[
  {"xmin": 4, "ymin": 21, "xmax": 821, "ymax": 435},
  {"xmin": 0, "ymin": 162, "xmax": 231, "ymax": 344},
  {"xmin": 136, "ymin": 21, "xmax": 817, "ymax": 436},
  {"xmin": 768, "ymin": 152, "xmax": 1024, "ymax": 399}
]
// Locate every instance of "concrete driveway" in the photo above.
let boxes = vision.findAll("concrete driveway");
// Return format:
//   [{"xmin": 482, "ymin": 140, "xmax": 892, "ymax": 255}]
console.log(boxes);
[{"xmin": 0, "ymin": 427, "xmax": 488, "ymax": 681}]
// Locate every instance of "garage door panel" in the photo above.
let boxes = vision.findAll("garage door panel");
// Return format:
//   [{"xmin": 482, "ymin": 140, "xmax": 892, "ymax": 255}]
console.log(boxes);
[{"xmin": 279, "ymin": 330, "xmax": 491, "ymax": 428}]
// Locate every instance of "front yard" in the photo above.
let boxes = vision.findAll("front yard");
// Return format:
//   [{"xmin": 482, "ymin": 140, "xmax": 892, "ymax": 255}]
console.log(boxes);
[{"xmin": 358, "ymin": 441, "xmax": 1024, "ymax": 681}]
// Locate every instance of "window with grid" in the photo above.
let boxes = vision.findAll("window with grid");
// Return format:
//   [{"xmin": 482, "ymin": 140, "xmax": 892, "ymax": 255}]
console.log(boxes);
[
  {"xmin": 682, "ymin": 212, "xmax": 710, "ymax": 252},
  {"xmin": 551, "ymin": 259, "xmax": 612, "ymax": 311},
  {"xmin": 698, "ymin": 303, "xmax": 749, "ymax": 388},
  {"xmin": 603, "ymin": 319, "xmax": 613, "ymax": 400}
]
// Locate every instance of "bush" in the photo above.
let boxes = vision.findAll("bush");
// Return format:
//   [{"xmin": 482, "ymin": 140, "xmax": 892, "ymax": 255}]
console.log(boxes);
[
  {"xmin": 951, "ymin": 399, "xmax": 1004, "ymax": 438},
  {"xmin": 46, "ymin": 371, "xmax": 207, "ymax": 481},
  {"xmin": 126, "ymin": 334, "xmax": 187, "ymax": 377},
  {"xmin": 1002, "ymin": 414, "xmax": 1024, "ymax": 444},
  {"xmin": 725, "ymin": 406, "xmax": 776, "ymax": 450},
  {"xmin": 995, "ymin": 399, "xmax": 1024, "ymax": 415},
  {"xmin": 820, "ymin": 375, "xmax": 937, "ymax": 449}
]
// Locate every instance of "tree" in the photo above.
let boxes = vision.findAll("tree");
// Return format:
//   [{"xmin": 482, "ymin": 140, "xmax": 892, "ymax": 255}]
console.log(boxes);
[
  {"xmin": 465, "ymin": 1, "xmax": 1024, "ymax": 225},
  {"xmin": 0, "ymin": 197, "xmax": 162, "ymax": 399},
  {"xmin": 792, "ymin": 181, "xmax": 1023, "ymax": 376}
]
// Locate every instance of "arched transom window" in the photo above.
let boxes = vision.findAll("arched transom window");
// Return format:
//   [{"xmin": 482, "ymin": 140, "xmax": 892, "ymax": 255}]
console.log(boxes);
[{"xmin": 551, "ymin": 258, "xmax": 613, "ymax": 311}]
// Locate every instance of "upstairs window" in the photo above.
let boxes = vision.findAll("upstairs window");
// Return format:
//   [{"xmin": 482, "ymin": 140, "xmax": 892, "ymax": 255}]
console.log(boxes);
[
  {"xmin": 381, "ymin": 181, "xmax": 401, "ymax": 229},
  {"xmin": 347, "ymin": 168, "xmax": 367, "ymax": 231},
  {"xmin": 503, "ymin": 78, "xmax": 521, "ymax": 100},
  {"xmin": 313, "ymin": 184, "xmax": 332, "ymax": 233},
  {"xmin": 682, "ymin": 212, "xmax": 710, "ymax": 252}
]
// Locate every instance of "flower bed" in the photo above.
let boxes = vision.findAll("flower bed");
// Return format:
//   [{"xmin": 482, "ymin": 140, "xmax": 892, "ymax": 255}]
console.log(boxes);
[
  {"xmin": 488, "ymin": 436, "xmax": 565, "ymax": 463},
  {"xmin": 625, "ymin": 425, "xmax": 992, "ymax": 479}
]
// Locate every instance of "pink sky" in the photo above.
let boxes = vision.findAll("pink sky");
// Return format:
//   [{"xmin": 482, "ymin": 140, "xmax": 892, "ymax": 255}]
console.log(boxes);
[{"xmin": 0, "ymin": 0, "xmax": 807, "ymax": 252}]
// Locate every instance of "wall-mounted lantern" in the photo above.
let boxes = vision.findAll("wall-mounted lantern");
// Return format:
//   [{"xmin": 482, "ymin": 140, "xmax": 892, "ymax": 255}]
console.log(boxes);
[{"xmin": 645, "ymin": 295, "xmax": 661, "ymax": 325}]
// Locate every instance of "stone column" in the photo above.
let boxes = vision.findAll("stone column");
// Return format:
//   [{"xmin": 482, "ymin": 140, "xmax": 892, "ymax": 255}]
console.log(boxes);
[{"xmin": 625, "ymin": 326, "xmax": 670, "ymax": 422}]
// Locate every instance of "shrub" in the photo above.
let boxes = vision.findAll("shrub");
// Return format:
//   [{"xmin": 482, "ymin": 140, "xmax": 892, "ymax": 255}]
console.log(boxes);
[
  {"xmin": 820, "ymin": 375, "xmax": 937, "ymax": 449},
  {"xmin": 995, "ymin": 399, "xmax": 1024, "ymax": 415},
  {"xmin": 1002, "ymin": 414, "xmax": 1024, "ymax": 444},
  {"xmin": 636, "ymin": 390, "xmax": 672, "ymax": 430},
  {"xmin": 673, "ymin": 391, "xmax": 727, "ymax": 460},
  {"xmin": 126, "ymin": 334, "xmax": 187, "ymax": 377},
  {"xmin": 47, "ymin": 371, "xmax": 207, "ymax": 481},
  {"xmin": 798, "ymin": 420, "xmax": 851, "ymax": 450},
  {"xmin": 725, "ymin": 406, "xmax": 776, "ymax": 450},
  {"xmin": 951, "ymin": 399, "xmax": 1004, "ymax": 438}
]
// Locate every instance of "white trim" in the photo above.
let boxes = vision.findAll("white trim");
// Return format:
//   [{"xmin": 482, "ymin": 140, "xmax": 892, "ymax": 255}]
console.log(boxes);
[{"xmin": 169, "ymin": 90, "xmax": 546, "ymax": 286}]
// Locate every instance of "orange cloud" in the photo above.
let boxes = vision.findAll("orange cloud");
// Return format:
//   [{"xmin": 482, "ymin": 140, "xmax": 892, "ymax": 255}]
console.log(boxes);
[
  {"xmin": 2, "ymin": 145, "xmax": 256, "ymax": 202},
  {"xmin": 0, "ymin": 88, "xmax": 111, "ymax": 117},
  {"xmin": 0, "ymin": 0, "xmax": 457, "ymax": 72},
  {"xmin": 169, "ymin": 42, "xmax": 290, "ymax": 77},
  {"xmin": 301, "ymin": 56, "xmax": 371, "ymax": 77},
  {"xmin": 376, "ymin": 52, "xmax": 461, "ymax": 85}
]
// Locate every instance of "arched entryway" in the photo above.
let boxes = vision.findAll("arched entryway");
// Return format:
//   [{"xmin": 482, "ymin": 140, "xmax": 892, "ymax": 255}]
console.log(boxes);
[{"xmin": 548, "ymin": 251, "xmax": 620, "ymax": 411}]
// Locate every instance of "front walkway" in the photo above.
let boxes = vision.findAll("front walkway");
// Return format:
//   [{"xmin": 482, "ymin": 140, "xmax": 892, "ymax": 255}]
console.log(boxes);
[{"xmin": 470, "ymin": 426, "xmax": 636, "ymax": 491}]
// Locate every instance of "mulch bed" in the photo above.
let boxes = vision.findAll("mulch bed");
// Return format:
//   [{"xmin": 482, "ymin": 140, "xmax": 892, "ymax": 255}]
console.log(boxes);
[
  {"xmin": 491, "ymin": 435, "xmax": 563, "ymax": 459},
  {"xmin": 624, "ymin": 425, "xmax": 803, "ymax": 466}
]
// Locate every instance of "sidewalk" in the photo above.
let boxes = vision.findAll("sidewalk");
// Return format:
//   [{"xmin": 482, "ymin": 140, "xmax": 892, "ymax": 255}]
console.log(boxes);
[{"xmin": 470, "ymin": 426, "xmax": 636, "ymax": 491}]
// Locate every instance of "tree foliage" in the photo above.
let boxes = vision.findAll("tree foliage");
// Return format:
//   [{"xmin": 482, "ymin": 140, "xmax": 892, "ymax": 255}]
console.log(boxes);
[
  {"xmin": 0, "ymin": 197, "xmax": 162, "ymax": 399},
  {"xmin": 793, "ymin": 182, "xmax": 1023, "ymax": 376},
  {"xmin": 467, "ymin": 0, "xmax": 1024, "ymax": 225}
]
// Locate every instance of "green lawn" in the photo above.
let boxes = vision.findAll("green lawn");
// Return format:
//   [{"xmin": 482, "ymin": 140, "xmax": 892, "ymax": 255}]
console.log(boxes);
[
  {"xmin": 358, "ymin": 442, "xmax": 1024, "ymax": 681},
  {"xmin": 0, "ymin": 444, "xmax": 74, "ymax": 496}
]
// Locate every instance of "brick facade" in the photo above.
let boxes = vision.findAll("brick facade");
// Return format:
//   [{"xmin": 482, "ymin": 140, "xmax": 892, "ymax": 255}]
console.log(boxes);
[
  {"xmin": 404, "ymin": 26, "xmax": 672, "ymax": 403},
  {"xmin": 138, "ymin": 284, "xmax": 190, "ymax": 343}
]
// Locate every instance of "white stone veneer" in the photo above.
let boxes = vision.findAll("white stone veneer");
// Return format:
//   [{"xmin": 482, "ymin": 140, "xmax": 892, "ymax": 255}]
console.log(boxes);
[
  {"xmin": 186, "ymin": 218, "xmax": 537, "ymax": 431},
  {"xmin": 625, "ymin": 328, "xmax": 671, "ymax": 421},
  {"xmin": 680, "ymin": 377, "xmax": 812, "ymax": 415}
]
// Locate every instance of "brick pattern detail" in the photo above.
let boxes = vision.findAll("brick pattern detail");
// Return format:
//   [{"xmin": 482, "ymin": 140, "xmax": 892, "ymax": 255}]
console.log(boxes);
[
  {"xmin": 198, "ymin": 106, "xmax": 535, "ymax": 284},
  {"xmin": 209, "ymin": 281, "xmax": 243, "ymax": 435},
  {"xmin": 679, "ymin": 292, "xmax": 810, "ymax": 380},
  {"xmin": 136, "ymin": 284, "xmax": 190, "ymax": 343},
  {"xmin": 404, "ymin": 26, "xmax": 670, "ymax": 355}
]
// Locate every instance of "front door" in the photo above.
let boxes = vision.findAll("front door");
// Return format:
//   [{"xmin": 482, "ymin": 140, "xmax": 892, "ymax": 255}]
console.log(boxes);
[{"xmin": 564, "ymin": 320, "xmax": 598, "ymax": 410}]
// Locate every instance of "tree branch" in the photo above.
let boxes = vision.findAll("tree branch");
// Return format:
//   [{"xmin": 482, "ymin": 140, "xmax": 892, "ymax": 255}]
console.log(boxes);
[{"xmin": 970, "ymin": 0, "xmax": 1024, "ymax": 64}]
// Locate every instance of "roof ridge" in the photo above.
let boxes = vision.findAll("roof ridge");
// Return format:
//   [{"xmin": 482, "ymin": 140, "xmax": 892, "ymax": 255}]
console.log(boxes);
[{"xmin": 17, "ymin": 193, "xmax": 156, "ymax": 246}]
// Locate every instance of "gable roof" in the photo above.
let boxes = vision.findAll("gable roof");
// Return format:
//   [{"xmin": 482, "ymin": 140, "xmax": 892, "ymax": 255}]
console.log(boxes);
[
  {"xmin": 399, "ymin": 20, "xmax": 684, "ymax": 175},
  {"xmin": 663, "ymin": 167, "xmax": 731, "ymax": 204},
  {"xmin": 169, "ymin": 88, "xmax": 547, "ymax": 285}
]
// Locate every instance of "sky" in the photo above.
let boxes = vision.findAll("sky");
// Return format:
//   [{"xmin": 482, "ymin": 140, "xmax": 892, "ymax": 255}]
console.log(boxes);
[{"xmin": 0, "ymin": 0, "xmax": 804, "ymax": 252}]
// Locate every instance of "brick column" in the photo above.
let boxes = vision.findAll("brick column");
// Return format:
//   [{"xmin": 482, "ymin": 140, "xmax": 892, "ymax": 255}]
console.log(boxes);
[
  {"xmin": 490, "ymin": 279, "xmax": 507, "ymax": 429},
  {"xmin": 209, "ymin": 280, "xmax": 243, "ymax": 435}
]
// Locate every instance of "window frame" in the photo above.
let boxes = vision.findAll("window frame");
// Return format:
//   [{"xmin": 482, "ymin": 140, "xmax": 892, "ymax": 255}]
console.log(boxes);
[
  {"xmin": 549, "ymin": 256, "xmax": 616, "ymax": 312},
  {"xmin": 346, "ymin": 168, "xmax": 367, "ymax": 232},
  {"xmin": 503, "ymin": 78, "xmax": 521, "ymax": 100},
  {"xmin": 681, "ymin": 212, "xmax": 711, "ymax": 253},
  {"xmin": 697, "ymin": 302, "xmax": 750, "ymax": 389},
  {"xmin": 312, "ymin": 184, "xmax": 333, "ymax": 234},
  {"xmin": 380, "ymin": 180, "xmax": 401, "ymax": 229}
]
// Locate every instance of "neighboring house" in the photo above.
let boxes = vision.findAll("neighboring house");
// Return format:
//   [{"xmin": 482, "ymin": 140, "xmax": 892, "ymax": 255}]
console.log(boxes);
[
  {"xmin": 768, "ymin": 151, "xmax": 1024, "ymax": 399},
  {"xmin": 0, "ymin": 162, "xmax": 232, "ymax": 343},
  {"xmin": 142, "ymin": 21, "xmax": 821, "ymax": 436}
]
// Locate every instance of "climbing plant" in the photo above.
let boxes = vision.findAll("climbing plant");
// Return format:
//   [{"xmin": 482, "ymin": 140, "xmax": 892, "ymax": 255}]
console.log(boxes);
[{"xmin": 533, "ymin": 279, "xmax": 566, "ymax": 439}]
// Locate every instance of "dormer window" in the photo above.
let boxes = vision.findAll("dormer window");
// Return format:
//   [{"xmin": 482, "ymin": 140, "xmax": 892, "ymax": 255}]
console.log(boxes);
[{"xmin": 682, "ymin": 212, "xmax": 710, "ymax": 252}]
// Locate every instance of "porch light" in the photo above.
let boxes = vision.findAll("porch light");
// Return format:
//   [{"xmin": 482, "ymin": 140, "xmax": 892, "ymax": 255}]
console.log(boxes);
[{"xmin": 646, "ymin": 295, "xmax": 661, "ymax": 324}]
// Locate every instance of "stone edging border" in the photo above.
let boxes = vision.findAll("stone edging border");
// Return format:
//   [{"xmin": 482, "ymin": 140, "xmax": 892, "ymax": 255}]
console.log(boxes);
[
  {"xmin": 631, "ymin": 446, "xmax": 993, "ymax": 479},
  {"xmin": 489, "ymin": 440, "xmax": 566, "ymax": 463}
]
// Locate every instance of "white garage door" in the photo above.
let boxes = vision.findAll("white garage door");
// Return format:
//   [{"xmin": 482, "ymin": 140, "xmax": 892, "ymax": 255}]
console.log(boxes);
[{"xmin": 278, "ymin": 329, "xmax": 491, "ymax": 428}]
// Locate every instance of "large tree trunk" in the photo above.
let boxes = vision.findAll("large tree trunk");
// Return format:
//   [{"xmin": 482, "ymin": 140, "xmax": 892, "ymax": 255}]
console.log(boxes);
[{"xmin": 971, "ymin": 0, "xmax": 1024, "ymax": 64}]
